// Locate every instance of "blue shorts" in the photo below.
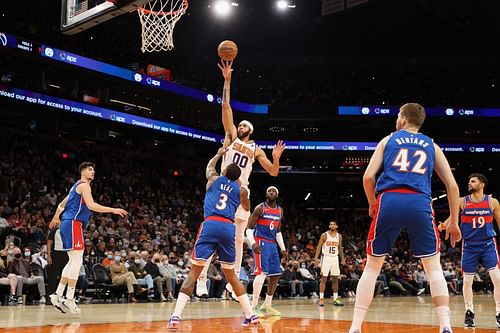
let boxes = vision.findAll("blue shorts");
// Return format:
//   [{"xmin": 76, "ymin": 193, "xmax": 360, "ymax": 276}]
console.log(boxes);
[
  {"xmin": 192, "ymin": 216, "xmax": 235, "ymax": 265},
  {"xmin": 253, "ymin": 237, "xmax": 281, "ymax": 276},
  {"xmin": 462, "ymin": 238, "xmax": 499, "ymax": 274},
  {"xmin": 367, "ymin": 189, "xmax": 440, "ymax": 258},
  {"xmin": 60, "ymin": 219, "xmax": 85, "ymax": 251}
]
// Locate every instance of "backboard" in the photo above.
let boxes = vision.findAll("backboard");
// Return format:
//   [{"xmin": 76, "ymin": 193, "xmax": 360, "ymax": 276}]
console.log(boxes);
[{"xmin": 61, "ymin": 0, "xmax": 150, "ymax": 35}]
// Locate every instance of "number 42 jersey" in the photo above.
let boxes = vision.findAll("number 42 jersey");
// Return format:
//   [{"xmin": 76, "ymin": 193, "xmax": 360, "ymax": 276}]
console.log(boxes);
[
  {"xmin": 221, "ymin": 138, "xmax": 256, "ymax": 187},
  {"xmin": 376, "ymin": 129, "xmax": 435, "ymax": 196}
]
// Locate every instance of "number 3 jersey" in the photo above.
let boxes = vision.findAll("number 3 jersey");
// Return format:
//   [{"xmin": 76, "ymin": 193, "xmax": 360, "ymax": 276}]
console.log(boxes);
[
  {"xmin": 221, "ymin": 138, "xmax": 256, "ymax": 187},
  {"xmin": 255, "ymin": 202, "xmax": 282, "ymax": 241},
  {"xmin": 376, "ymin": 129, "xmax": 435, "ymax": 196},
  {"xmin": 461, "ymin": 195, "xmax": 495, "ymax": 241},
  {"xmin": 204, "ymin": 176, "xmax": 241, "ymax": 221}
]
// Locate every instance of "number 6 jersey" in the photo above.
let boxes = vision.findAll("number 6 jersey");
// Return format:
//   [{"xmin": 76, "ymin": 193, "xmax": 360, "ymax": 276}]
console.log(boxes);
[
  {"xmin": 255, "ymin": 202, "xmax": 282, "ymax": 241},
  {"xmin": 221, "ymin": 138, "xmax": 256, "ymax": 187},
  {"xmin": 461, "ymin": 195, "xmax": 495, "ymax": 241},
  {"xmin": 375, "ymin": 129, "xmax": 435, "ymax": 196}
]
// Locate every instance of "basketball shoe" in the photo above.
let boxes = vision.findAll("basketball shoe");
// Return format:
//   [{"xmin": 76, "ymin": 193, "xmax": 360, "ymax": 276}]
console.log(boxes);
[
  {"xmin": 260, "ymin": 305, "xmax": 281, "ymax": 316},
  {"xmin": 49, "ymin": 294, "xmax": 66, "ymax": 313},
  {"xmin": 319, "ymin": 298, "xmax": 325, "ymax": 307},
  {"xmin": 333, "ymin": 298, "xmax": 344, "ymax": 306},
  {"xmin": 242, "ymin": 314, "xmax": 260, "ymax": 327},
  {"xmin": 168, "ymin": 315, "xmax": 180, "ymax": 330},
  {"xmin": 464, "ymin": 310, "xmax": 475, "ymax": 327},
  {"xmin": 61, "ymin": 298, "xmax": 81, "ymax": 314}
]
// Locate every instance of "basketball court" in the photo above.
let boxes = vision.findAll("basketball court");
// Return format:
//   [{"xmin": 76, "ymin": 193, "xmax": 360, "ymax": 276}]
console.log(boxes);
[{"xmin": 1, "ymin": 296, "xmax": 499, "ymax": 332}]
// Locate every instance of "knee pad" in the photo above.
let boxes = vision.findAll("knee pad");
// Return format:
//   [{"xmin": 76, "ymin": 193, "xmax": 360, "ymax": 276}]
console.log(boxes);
[
  {"xmin": 65, "ymin": 250, "xmax": 83, "ymax": 278},
  {"xmin": 422, "ymin": 255, "xmax": 448, "ymax": 297}
]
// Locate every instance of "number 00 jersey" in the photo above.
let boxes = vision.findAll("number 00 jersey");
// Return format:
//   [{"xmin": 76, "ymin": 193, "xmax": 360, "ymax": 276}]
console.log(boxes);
[
  {"xmin": 375, "ymin": 130, "xmax": 435, "ymax": 196},
  {"xmin": 322, "ymin": 232, "xmax": 340, "ymax": 257},
  {"xmin": 221, "ymin": 138, "xmax": 256, "ymax": 187},
  {"xmin": 203, "ymin": 176, "xmax": 241, "ymax": 221},
  {"xmin": 461, "ymin": 195, "xmax": 495, "ymax": 241}
]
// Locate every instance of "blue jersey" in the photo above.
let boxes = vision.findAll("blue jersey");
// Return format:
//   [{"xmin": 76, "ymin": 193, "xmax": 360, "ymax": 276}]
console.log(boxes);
[
  {"xmin": 61, "ymin": 180, "xmax": 91, "ymax": 225},
  {"xmin": 376, "ymin": 130, "xmax": 435, "ymax": 196},
  {"xmin": 461, "ymin": 195, "xmax": 496, "ymax": 241},
  {"xmin": 203, "ymin": 176, "xmax": 241, "ymax": 221},
  {"xmin": 255, "ymin": 202, "xmax": 282, "ymax": 241}
]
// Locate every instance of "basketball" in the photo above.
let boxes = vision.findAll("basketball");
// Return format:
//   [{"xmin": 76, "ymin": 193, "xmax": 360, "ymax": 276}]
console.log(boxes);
[{"xmin": 217, "ymin": 40, "xmax": 238, "ymax": 61}]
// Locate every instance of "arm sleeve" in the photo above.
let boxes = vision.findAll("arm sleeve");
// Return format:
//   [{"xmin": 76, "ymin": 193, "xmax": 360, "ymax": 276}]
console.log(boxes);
[
  {"xmin": 246, "ymin": 228, "xmax": 256, "ymax": 246},
  {"xmin": 276, "ymin": 232, "xmax": 286, "ymax": 252}
]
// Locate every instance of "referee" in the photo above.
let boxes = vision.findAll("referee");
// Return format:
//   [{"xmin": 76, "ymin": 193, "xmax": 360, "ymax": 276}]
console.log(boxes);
[{"xmin": 47, "ymin": 227, "xmax": 69, "ymax": 297}]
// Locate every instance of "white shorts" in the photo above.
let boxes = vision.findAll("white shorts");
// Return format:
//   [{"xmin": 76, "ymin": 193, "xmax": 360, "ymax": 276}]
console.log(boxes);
[
  {"xmin": 320, "ymin": 255, "xmax": 340, "ymax": 277},
  {"xmin": 235, "ymin": 186, "xmax": 250, "ymax": 221}
]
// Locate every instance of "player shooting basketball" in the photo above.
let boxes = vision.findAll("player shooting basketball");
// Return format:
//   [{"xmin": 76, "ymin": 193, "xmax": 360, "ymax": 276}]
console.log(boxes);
[{"xmin": 196, "ymin": 59, "xmax": 286, "ymax": 298}]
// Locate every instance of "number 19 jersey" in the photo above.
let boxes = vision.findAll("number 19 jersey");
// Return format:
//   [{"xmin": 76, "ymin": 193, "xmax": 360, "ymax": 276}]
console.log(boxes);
[
  {"xmin": 222, "ymin": 138, "xmax": 256, "ymax": 186},
  {"xmin": 461, "ymin": 195, "xmax": 495, "ymax": 241},
  {"xmin": 376, "ymin": 129, "xmax": 435, "ymax": 196}
]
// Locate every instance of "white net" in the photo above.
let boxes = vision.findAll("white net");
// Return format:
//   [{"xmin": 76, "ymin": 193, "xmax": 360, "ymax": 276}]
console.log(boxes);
[{"xmin": 138, "ymin": 0, "xmax": 188, "ymax": 52}]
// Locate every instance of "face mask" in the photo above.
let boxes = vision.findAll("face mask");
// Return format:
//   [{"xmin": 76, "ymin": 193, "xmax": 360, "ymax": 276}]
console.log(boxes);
[
  {"xmin": 156, "ymin": 236, "xmax": 161, "ymax": 240},
  {"xmin": 24, "ymin": 252, "xmax": 31, "ymax": 257},
  {"xmin": 134, "ymin": 259, "xmax": 141, "ymax": 264},
  {"xmin": 133, "ymin": 246, "xmax": 138, "ymax": 251},
  {"xmin": 14, "ymin": 253, "xmax": 22, "ymax": 259},
  {"xmin": 121, "ymin": 252, "xmax": 127, "ymax": 258},
  {"xmin": 301, "ymin": 264, "xmax": 306, "ymax": 269},
  {"xmin": 8, "ymin": 250, "xmax": 13, "ymax": 255},
  {"xmin": 162, "ymin": 260, "xmax": 168, "ymax": 265},
  {"xmin": 115, "ymin": 256, "xmax": 121, "ymax": 262},
  {"xmin": 107, "ymin": 254, "xmax": 113, "ymax": 259},
  {"xmin": 178, "ymin": 261, "xmax": 184, "ymax": 266}
]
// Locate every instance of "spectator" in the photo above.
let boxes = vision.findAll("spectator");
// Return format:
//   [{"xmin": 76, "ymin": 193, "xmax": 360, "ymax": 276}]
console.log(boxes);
[
  {"xmin": 413, "ymin": 264, "xmax": 428, "ymax": 291},
  {"xmin": 8, "ymin": 247, "xmax": 45, "ymax": 304},
  {"xmin": 109, "ymin": 251, "xmax": 144, "ymax": 303},
  {"xmin": 297, "ymin": 261, "xmax": 319, "ymax": 298},
  {"xmin": 282, "ymin": 262, "xmax": 304, "ymax": 297},
  {"xmin": 207, "ymin": 260, "xmax": 226, "ymax": 298},
  {"xmin": 145, "ymin": 253, "xmax": 173, "ymax": 302},
  {"xmin": 102, "ymin": 251, "xmax": 114, "ymax": 268},
  {"xmin": 0, "ymin": 249, "xmax": 22, "ymax": 304},
  {"xmin": 126, "ymin": 252, "xmax": 155, "ymax": 300}
]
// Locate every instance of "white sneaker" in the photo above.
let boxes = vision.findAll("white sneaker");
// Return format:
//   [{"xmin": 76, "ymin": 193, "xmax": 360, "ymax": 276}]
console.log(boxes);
[
  {"xmin": 50, "ymin": 294, "xmax": 65, "ymax": 313},
  {"xmin": 61, "ymin": 298, "xmax": 81, "ymax": 314},
  {"xmin": 39, "ymin": 296, "xmax": 46, "ymax": 304},
  {"xmin": 196, "ymin": 278, "xmax": 209, "ymax": 297},
  {"xmin": 312, "ymin": 292, "xmax": 319, "ymax": 298}
]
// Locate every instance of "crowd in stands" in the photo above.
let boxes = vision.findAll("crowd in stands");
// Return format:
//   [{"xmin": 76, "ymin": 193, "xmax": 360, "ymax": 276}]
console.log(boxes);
[
  {"xmin": 0, "ymin": 128, "xmax": 494, "ymax": 306},
  {"xmin": 3, "ymin": 1, "xmax": 500, "ymax": 107}
]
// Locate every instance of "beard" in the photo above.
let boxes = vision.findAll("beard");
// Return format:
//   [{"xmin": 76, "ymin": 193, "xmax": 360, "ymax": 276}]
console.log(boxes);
[{"xmin": 237, "ymin": 130, "xmax": 250, "ymax": 139}]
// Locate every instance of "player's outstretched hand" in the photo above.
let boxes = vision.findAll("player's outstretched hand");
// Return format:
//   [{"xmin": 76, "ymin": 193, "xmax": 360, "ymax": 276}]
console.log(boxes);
[
  {"xmin": 48, "ymin": 217, "xmax": 60, "ymax": 229},
  {"xmin": 113, "ymin": 208, "xmax": 128, "ymax": 218},
  {"xmin": 252, "ymin": 244, "xmax": 262, "ymax": 254},
  {"xmin": 272, "ymin": 140, "xmax": 286, "ymax": 161},
  {"xmin": 217, "ymin": 60, "xmax": 233, "ymax": 80},
  {"xmin": 445, "ymin": 223, "xmax": 461, "ymax": 248},
  {"xmin": 217, "ymin": 146, "xmax": 229, "ymax": 156}
]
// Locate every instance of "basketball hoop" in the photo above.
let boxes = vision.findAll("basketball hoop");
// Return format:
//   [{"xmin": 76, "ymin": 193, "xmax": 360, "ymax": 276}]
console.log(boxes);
[{"xmin": 137, "ymin": 0, "xmax": 188, "ymax": 52}]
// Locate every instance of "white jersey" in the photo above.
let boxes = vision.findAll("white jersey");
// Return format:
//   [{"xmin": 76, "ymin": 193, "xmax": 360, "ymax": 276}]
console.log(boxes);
[
  {"xmin": 322, "ymin": 232, "xmax": 340, "ymax": 257},
  {"xmin": 221, "ymin": 138, "xmax": 256, "ymax": 186}
]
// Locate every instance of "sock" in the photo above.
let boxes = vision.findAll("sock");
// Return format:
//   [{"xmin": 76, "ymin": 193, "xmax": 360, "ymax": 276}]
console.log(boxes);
[
  {"xmin": 333, "ymin": 292, "xmax": 338, "ymax": 300},
  {"xmin": 172, "ymin": 292, "xmax": 190, "ymax": 318},
  {"xmin": 237, "ymin": 294, "xmax": 254, "ymax": 318},
  {"xmin": 66, "ymin": 286, "xmax": 76, "ymax": 300},
  {"xmin": 264, "ymin": 294, "xmax": 273, "ymax": 307},
  {"xmin": 436, "ymin": 306, "xmax": 451, "ymax": 331},
  {"xmin": 350, "ymin": 307, "xmax": 367, "ymax": 333},
  {"xmin": 319, "ymin": 292, "xmax": 324, "ymax": 299},
  {"xmin": 56, "ymin": 283, "xmax": 66, "ymax": 297},
  {"xmin": 462, "ymin": 274, "xmax": 474, "ymax": 312}
]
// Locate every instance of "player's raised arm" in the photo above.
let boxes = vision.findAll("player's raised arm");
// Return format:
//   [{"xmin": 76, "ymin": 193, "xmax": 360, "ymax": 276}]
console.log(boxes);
[
  {"xmin": 218, "ymin": 60, "xmax": 237, "ymax": 142},
  {"xmin": 433, "ymin": 143, "xmax": 461, "ymax": 246},
  {"xmin": 255, "ymin": 141, "xmax": 286, "ymax": 177},
  {"xmin": 239, "ymin": 187, "xmax": 250, "ymax": 212},
  {"xmin": 206, "ymin": 147, "xmax": 227, "ymax": 189},
  {"xmin": 79, "ymin": 183, "xmax": 127, "ymax": 217},
  {"xmin": 363, "ymin": 136, "xmax": 389, "ymax": 216}
]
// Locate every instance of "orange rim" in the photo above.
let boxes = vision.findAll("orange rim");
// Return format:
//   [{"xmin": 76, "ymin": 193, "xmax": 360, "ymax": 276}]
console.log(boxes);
[{"xmin": 138, "ymin": 0, "xmax": 188, "ymax": 16}]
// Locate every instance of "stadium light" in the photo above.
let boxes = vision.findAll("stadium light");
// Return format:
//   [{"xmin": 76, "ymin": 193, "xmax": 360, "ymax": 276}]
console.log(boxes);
[
  {"xmin": 211, "ymin": 1, "xmax": 238, "ymax": 16},
  {"xmin": 276, "ymin": 0, "xmax": 296, "ymax": 10}
]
